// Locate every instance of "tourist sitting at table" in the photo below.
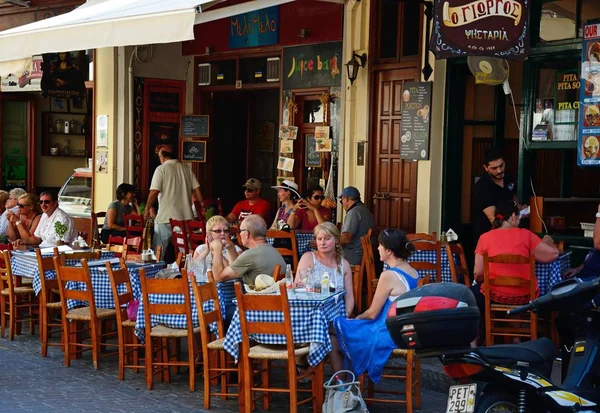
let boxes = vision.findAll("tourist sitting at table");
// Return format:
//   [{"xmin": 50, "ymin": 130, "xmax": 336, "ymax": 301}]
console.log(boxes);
[
  {"xmin": 472, "ymin": 200, "xmax": 559, "ymax": 310},
  {"xmin": 6, "ymin": 193, "xmax": 43, "ymax": 245},
  {"xmin": 193, "ymin": 215, "xmax": 241, "ymax": 278},
  {"xmin": 100, "ymin": 183, "xmax": 140, "ymax": 243},
  {"xmin": 0, "ymin": 190, "xmax": 8, "ymax": 221},
  {"xmin": 294, "ymin": 222, "xmax": 353, "ymax": 316},
  {"xmin": 287, "ymin": 186, "xmax": 331, "ymax": 231},
  {"xmin": 13, "ymin": 191, "xmax": 77, "ymax": 247},
  {"xmin": 330, "ymin": 228, "xmax": 419, "ymax": 382},
  {"xmin": 226, "ymin": 178, "xmax": 271, "ymax": 224},
  {"xmin": 211, "ymin": 215, "xmax": 286, "ymax": 286},
  {"xmin": 270, "ymin": 180, "xmax": 300, "ymax": 230},
  {"xmin": 0, "ymin": 187, "xmax": 26, "ymax": 236}
]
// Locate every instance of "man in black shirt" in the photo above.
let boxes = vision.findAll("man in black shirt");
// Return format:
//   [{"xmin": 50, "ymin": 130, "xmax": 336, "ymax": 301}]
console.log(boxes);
[{"xmin": 472, "ymin": 148, "xmax": 528, "ymax": 246}]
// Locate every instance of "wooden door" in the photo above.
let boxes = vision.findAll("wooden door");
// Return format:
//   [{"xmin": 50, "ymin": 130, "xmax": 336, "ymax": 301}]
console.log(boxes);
[{"xmin": 370, "ymin": 68, "xmax": 418, "ymax": 232}]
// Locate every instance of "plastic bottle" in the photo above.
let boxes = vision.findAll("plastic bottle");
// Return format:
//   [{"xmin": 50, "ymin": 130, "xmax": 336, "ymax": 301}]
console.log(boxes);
[
  {"xmin": 63, "ymin": 140, "xmax": 70, "ymax": 155},
  {"xmin": 335, "ymin": 375, "xmax": 347, "ymax": 391},
  {"xmin": 285, "ymin": 264, "xmax": 293, "ymax": 289},
  {"xmin": 321, "ymin": 272, "xmax": 330, "ymax": 297}
]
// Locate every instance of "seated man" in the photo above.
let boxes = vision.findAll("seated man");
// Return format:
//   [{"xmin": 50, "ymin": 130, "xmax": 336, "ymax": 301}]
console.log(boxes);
[
  {"xmin": 0, "ymin": 188, "xmax": 26, "ymax": 236},
  {"xmin": 339, "ymin": 186, "xmax": 376, "ymax": 266},
  {"xmin": 21, "ymin": 191, "xmax": 77, "ymax": 247},
  {"xmin": 226, "ymin": 178, "xmax": 271, "ymax": 225}
]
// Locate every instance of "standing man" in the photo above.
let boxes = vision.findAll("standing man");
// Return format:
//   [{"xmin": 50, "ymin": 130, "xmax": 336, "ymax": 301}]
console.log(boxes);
[
  {"xmin": 339, "ymin": 186, "xmax": 375, "ymax": 266},
  {"xmin": 226, "ymin": 178, "xmax": 271, "ymax": 224},
  {"xmin": 144, "ymin": 145, "xmax": 204, "ymax": 255},
  {"xmin": 472, "ymin": 147, "xmax": 528, "ymax": 246}
]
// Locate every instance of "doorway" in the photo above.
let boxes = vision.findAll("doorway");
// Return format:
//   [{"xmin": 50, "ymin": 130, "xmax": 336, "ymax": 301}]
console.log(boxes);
[{"xmin": 0, "ymin": 98, "xmax": 34, "ymax": 191}]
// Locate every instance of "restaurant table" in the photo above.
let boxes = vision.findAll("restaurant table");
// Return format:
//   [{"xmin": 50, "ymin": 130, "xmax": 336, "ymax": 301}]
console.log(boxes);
[
  {"xmin": 409, "ymin": 248, "xmax": 571, "ymax": 295},
  {"xmin": 267, "ymin": 230, "xmax": 314, "ymax": 258},
  {"xmin": 224, "ymin": 290, "xmax": 346, "ymax": 367}
]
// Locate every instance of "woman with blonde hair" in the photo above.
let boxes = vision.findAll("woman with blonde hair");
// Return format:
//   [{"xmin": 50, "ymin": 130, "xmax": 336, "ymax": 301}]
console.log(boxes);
[
  {"xmin": 193, "ymin": 215, "xmax": 241, "ymax": 275},
  {"xmin": 6, "ymin": 193, "xmax": 42, "ymax": 244},
  {"xmin": 294, "ymin": 222, "xmax": 354, "ymax": 317}
]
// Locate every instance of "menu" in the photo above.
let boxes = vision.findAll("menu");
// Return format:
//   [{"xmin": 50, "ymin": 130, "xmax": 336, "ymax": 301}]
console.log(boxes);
[
  {"xmin": 578, "ymin": 23, "xmax": 600, "ymax": 166},
  {"xmin": 180, "ymin": 115, "xmax": 209, "ymax": 138},
  {"xmin": 400, "ymin": 82, "xmax": 432, "ymax": 160}
]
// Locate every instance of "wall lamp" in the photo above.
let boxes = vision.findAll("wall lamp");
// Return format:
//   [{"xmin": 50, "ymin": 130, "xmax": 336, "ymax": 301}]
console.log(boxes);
[{"xmin": 346, "ymin": 52, "xmax": 367, "ymax": 85}]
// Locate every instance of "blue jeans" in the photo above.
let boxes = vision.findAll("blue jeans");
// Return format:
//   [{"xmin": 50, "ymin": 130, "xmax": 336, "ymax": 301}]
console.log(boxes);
[{"xmin": 153, "ymin": 223, "xmax": 171, "ymax": 254}]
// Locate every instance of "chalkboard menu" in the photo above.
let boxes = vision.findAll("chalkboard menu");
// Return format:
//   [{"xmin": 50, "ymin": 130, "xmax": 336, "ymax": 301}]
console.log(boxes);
[
  {"xmin": 305, "ymin": 134, "xmax": 322, "ymax": 167},
  {"xmin": 180, "ymin": 115, "xmax": 209, "ymax": 138},
  {"xmin": 180, "ymin": 139, "xmax": 206, "ymax": 163},
  {"xmin": 400, "ymin": 82, "xmax": 432, "ymax": 160}
]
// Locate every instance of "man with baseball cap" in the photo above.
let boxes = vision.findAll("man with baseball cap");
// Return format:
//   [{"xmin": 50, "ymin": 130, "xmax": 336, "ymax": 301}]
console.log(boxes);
[
  {"xmin": 339, "ymin": 186, "xmax": 375, "ymax": 265},
  {"xmin": 226, "ymin": 178, "xmax": 271, "ymax": 224}
]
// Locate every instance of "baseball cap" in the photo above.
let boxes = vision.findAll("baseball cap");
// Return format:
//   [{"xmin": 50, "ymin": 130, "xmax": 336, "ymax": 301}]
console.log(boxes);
[
  {"xmin": 338, "ymin": 186, "xmax": 361, "ymax": 200},
  {"xmin": 242, "ymin": 178, "xmax": 262, "ymax": 190},
  {"xmin": 272, "ymin": 180, "xmax": 301, "ymax": 199}
]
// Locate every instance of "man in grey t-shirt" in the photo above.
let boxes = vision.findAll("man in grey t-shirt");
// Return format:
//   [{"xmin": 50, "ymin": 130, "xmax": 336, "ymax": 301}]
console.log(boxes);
[
  {"xmin": 211, "ymin": 215, "xmax": 286, "ymax": 286},
  {"xmin": 339, "ymin": 187, "xmax": 375, "ymax": 266}
]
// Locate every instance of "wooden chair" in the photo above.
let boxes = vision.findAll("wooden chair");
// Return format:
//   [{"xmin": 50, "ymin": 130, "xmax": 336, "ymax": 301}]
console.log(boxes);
[
  {"xmin": 266, "ymin": 229, "xmax": 298, "ymax": 272},
  {"xmin": 93, "ymin": 211, "xmax": 106, "ymax": 247},
  {"xmin": 123, "ymin": 213, "xmax": 144, "ymax": 239},
  {"xmin": 124, "ymin": 236, "xmax": 142, "ymax": 255},
  {"xmin": 407, "ymin": 232, "xmax": 437, "ymax": 242},
  {"xmin": 170, "ymin": 218, "xmax": 190, "ymax": 255},
  {"xmin": 154, "ymin": 245, "xmax": 163, "ymax": 262},
  {"xmin": 191, "ymin": 273, "xmax": 237, "ymax": 409},
  {"xmin": 106, "ymin": 235, "xmax": 125, "ymax": 258},
  {"xmin": 360, "ymin": 229, "xmax": 375, "ymax": 310},
  {"xmin": 235, "ymin": 282, "xmax": 322, "ymax": 413},
  {"xmin": 483, "ymin": 253, "xmax": 538, "ymax": 346},
  {"xmin": 410, "ymin": 240, "xmax": 442, "ymax": 283},
  {"xmin": 187, "ymin": 219, "xmax": 206, "ymax": 251},
  {"xmin": 446, "ymin": 243, "xmax": 471, "ymax": 286},
  {"xmin": 0, "ymin": 250, "xmax": 37, "ymax": 340},
  {"xmin": 58, "ymin": 250, "xmax": 101, "ymax": 266},
  {"xmin": 72, "ymin": 217, "xmax": 93, "ymax": 245},
  {"xmin": 175, "ymin": 252, "xmax": 184, "ymax": 270},
  {"xmin": 140, "ymin": 268, "xmax": 201, "ymax": 391},
  {"xmin": 53, "ymin": 257, "xmax": 118, "ymax": 369},
  {"xmin": 106, "ymin": 259, "xmax": 144, "ymax": 380},
  {"xmin": 271, "ymin": 265, "xmax": 282, "ymax": 282},
  {"xmin": 36, "ymin": 248, "xmax": 64, "ymax": 356}
]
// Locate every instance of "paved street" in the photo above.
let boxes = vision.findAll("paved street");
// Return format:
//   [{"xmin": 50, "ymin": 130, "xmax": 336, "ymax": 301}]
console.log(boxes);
[{"xmin": 0, "ymin": 329, "xmax": 449, "ymax": 413}]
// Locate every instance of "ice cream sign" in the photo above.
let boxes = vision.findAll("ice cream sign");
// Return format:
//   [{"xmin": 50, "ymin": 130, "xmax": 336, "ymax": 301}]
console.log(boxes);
[{"xmin": 578, "ymin": 22, "xmax": 600, "ymax": 166}]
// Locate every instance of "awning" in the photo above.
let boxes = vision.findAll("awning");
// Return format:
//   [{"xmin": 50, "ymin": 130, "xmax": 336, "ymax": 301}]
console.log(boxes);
[{"xmin": 0, "ymin": 0, "xmax": 297, "ymax": 65}]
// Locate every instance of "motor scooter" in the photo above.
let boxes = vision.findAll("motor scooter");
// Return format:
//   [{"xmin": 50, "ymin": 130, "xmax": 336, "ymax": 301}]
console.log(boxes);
[{"xmin": 441, "ymin": 276, "xmax": 600, "ymax": 413}]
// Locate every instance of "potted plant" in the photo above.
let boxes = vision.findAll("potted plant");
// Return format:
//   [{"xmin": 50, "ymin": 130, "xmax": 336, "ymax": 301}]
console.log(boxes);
[{"xmin": 54, "ymin": 221, "xmax": 69, "ymax": 246}]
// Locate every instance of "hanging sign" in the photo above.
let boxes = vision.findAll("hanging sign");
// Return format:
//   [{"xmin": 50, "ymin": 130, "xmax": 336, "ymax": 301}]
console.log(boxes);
[
  {"xmin": 578, "ymin": 23, "xmax": 600, "ymax": 166},
  {"xmin": 430, "ymin": 0, "xmax": 530, "ymax": 60},
  {"xmin": 283, "ymin": 42, "xmax": 342, "ymax": 89},
  {"xmin": 229, "ymin": 6, "xmax": 279, "ymax": 49},
  {"xmin": 400, "ymin": 82, "xmax": 432, "ymax": 161},
  {"xmin": 41, "ymin": 51, "xmax": 87, "ymax": 99},
  {"xmin": 0, "ymin": 55, "xmax": 42, "ymax": 92}
]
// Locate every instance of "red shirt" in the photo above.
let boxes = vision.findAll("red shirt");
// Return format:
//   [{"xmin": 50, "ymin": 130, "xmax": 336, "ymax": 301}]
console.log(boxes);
[
  {"xmin": 230, "ymin": 199, "xmax": 271, "ymax": 223},
  {"xmin": 475, "ymin": 228, "xmax": 542, "ymax": 302},
  {"xmin": 294, "ymin": 206, "xmax": 332, "ymax": 231}
]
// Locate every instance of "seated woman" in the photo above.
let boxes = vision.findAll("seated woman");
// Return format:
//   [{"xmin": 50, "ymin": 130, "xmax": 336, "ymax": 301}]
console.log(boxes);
[
  {"xmin": 294, "ymin": 222, "xmax": 354, "ymax": 316},
  {"xmin": 472, "ymin": 200, "xmax": 559, "ymax": 310},
  {"xmin": 330, "ymin": 228, "xmax": 419, "ymax": 383},
  {"xmin": 100, "ymin": 183, "xmax": 139, "ymax": 243},
  {"xmin": 269, "ymin": 180, "xmax": 300, "ymax": 230},
  {"xmin": 287, "ymin": 186, "xmax": 331, "ymax": 231},
  {"xmin": 6, "ymin": 193, "xmax": 43, "ymax": 244}
]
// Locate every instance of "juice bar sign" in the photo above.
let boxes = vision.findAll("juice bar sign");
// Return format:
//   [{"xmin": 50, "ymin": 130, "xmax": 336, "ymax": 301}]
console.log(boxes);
[
  {"xmin": 229, "ymin": 6, "xmax": 278, "ymax": 49},
  {"xmin": 430, "ymin": 0, "xmax": 530, "ymax": 60},
  {"xmin": 283, "ymin": 42, "xmax": 342, "ymax": 89}
]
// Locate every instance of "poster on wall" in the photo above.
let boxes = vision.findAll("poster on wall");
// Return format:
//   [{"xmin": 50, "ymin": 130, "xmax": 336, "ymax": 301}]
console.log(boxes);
[
  {"xmin": 400, "ymin": 82, "xmax": 433, "ymax": 160},
  {"xmin": 578, "ymin": 22, "xmax": 600, "ymax": 166},
  {"xmin": 41, "ymin": 51, "xmax": 87, "ymax": 98},
  {"xmin": 430, "ymin": 0, "xmax": 530, "ymax": 60},
  {"xmin": 96, "ymin": 115, "xmax": 108, "ymax": 147}
]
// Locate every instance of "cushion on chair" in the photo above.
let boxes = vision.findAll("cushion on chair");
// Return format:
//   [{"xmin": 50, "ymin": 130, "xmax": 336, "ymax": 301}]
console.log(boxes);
[
  {"xmin": 248, "ymin": 344, "xmax": 310, "ymax": 360},
  {"xmin": 66, "ymin": 307, "xmax": 116, "ymax": 321},
  {"xmin": 149, "ymin": 324, "xmax": 201, "ymax": 337}
]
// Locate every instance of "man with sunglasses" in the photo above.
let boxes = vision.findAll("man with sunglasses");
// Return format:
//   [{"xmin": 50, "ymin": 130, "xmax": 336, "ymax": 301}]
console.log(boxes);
[
  {"xmin": 226, "ymin": 178, "xmax": 271, "ymax": 225},
  {"xmin": 339, "ymin": 186, "xmax": 375, "ymax": 266},
  {"xmin": 27, "ymin": 191, "xmax": 77, "ymax": 247}
]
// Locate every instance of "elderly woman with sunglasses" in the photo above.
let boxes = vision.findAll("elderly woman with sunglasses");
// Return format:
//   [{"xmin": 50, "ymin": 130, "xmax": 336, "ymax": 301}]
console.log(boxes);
[
  {"xmin": 6, "ymin": 193, "xmax": 42, "ymax": 244},
  {"xmin": 287, "ymin": 186, "xmax": 331, "ymax": 231},
  {"xmin": 192, "ymin": 215, "xmax": 241, "ymax": 279}
]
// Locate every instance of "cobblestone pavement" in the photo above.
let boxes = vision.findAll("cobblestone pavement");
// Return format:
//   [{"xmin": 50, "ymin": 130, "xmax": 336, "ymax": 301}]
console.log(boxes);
[{"xmin": 0, "ymin": 330, "xmax": 449, "ymax": 413}]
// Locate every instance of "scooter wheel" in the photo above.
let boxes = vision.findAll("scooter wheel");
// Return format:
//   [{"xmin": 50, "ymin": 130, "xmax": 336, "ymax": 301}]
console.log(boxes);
[{"xmin": 475, "ymin": 391, "xmax": 522, "ymax": 413}]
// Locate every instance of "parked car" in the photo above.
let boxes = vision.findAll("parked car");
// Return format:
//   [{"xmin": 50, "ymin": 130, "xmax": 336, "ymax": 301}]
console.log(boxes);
[{"xmin": 57, "ymin": 167, "xmax": 92, "ymax": 218}]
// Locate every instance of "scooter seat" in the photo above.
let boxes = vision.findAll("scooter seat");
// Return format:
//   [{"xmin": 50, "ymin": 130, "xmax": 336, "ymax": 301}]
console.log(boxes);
[{"xmin": 475, "ymin": 338, "xmax": 556, "ymax": 377}]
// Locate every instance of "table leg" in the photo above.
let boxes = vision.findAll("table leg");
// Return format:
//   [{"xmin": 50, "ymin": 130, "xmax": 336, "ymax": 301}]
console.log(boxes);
[{"xmin": 313, "ymin": 362, "xmax": 324, "ymax": 413}]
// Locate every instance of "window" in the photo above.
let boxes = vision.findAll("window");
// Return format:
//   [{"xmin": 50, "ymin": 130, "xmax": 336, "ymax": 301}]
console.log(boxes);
[
  {"xmin": 376, "ymin": 0, "xmax": 421, "ymax": 63},
  {"xmin": 538, "ymin": 0, "xmax": 599, "ymax": 43},
  {"xmin": 379, "ymin": 0, "xmax": 398, "ymax": 60}
]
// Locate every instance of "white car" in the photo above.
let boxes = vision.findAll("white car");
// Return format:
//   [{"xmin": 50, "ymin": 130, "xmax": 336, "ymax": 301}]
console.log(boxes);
[{"xmin": 57, "ymin": 168, "xmax": 92, "ymax": 218}]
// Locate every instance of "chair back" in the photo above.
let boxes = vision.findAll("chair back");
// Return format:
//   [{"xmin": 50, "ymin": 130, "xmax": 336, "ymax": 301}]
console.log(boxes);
[
  {"xmin": 53, "ymin": 257, "xmax": 99, "ymax": 318},
  {"xmin": 360, "ymin": 229, "xmax": 374, "ymax": 310},
  {"xmin": 175, "ymin": 252, "xmax": 184, "ymax": 270},
  {"xmin": 106, "ymin": 235, "xmax": 125, "ymax": 257},
  {"xmin": 72, "ymin": 217, "xmax": 93, "ymax": 245},
  {"xmin": 0, "ymin": 242, "xmax": 12, "ymax": 251},
  {"xmin": 410, "ymin": 240, "xmax": 442, "ymax": 283},
  {"xmin": 58, "ymin": 250, "xmax": 101, "ymax": 266},
  {"xmin": 123, "ymin": 213, "xmax": 144, "ymax": 239},
  {"xmin": 0, "ymin": 250, "xmax": 15, "ymax": 295},
  {"xmin": 140, "ymin": 268, "xmax": 194, "ymax": 334},
  {"xmin": 266, "ymin": 229, "xmax": 298, "ymax": 271},
  {"xmin": 272, "ymin": 264, "xmax": 282, "ymax": 282},
  {"xmin": 36, "ymin": 248, "xmax": 59, "ymax": 305},
  {"xmin": 124, "ymin": 236, "xmax": 142, "ymax": 254},
  {"xmin": 93, "ymin": 211, "xmax": 106, "ymax": 246},
  {"xmin": 170, "ymin": 218, "xmax": 190, "ymax": 255},
  {"xmin": 187, "ymin": 220, "xmax": 206, "ymax": 251},
  {"xmin": 483, "ymin": 253, "xmax": 535, "ymax": 294},
  {"xmin": 445, "ymin": 243, "xmax": 471, "ymax": 286},
  {"xmin": 407, "ymin": 232, "xmax": 437, "ymax": 242},
  {"xmin": 190, "ymin": 272, "xmax": 225, "ymax": 342},
  {"xmin": 234, "ymin": 282, "xmax": 295, "ymax": 357},
  {"xmin": 106, "ymin": 258, "xmax": 135, "ymax": 326}
]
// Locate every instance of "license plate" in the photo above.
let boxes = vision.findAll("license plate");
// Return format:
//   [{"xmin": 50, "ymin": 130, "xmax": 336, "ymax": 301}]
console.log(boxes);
[{"xmin": 446, "ymin": 383, "xmax": 476, "ymax": 413}]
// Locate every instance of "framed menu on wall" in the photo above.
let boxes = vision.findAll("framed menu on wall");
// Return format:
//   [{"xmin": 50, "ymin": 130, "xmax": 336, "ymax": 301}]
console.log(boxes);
[
  {"xmin": 180, "ymin": 139, "xmax": 207, "ymax": 163},
  {"xmin": 180, "ymin": 115, "xmax": 209, "ymax": 138},
  {"xmin": 400, "ymin": 82, "xmax": 432, "ymax": 161}
]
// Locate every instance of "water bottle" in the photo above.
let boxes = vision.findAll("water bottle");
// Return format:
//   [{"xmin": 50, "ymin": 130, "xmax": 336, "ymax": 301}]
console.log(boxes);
[
  {"xmin": 185, "ymin": 253, "xmax": 194, "ymax": 280},
  {"xmin": 285, "ymin": 264, "xmax": 293, "ymax": 290},
  {"xmin": 335, "ymin": 375, "xmax": 347, "ymax": 391},
  {"xmin": 321, "ymin": 272, "xmax": 330, "ymax": 297}
]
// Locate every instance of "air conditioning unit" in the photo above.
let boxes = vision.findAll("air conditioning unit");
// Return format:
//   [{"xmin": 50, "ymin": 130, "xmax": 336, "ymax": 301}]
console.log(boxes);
[
  {"xmin": 266, "ymin": 57, "xmax": 280, "ymax": 82},
  {"xmin": 197, "ymin": 63, "xmax": 211, "ymax": 86}
]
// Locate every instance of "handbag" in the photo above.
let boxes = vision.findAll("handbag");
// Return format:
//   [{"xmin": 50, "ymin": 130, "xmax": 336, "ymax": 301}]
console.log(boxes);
[
  {"xmin": 127, "ymin": 299, "xmax": 139, "ymax": 321},
  {"xmin": 322, "ymin": 370, "xmax": 369, "ymax": 413}
]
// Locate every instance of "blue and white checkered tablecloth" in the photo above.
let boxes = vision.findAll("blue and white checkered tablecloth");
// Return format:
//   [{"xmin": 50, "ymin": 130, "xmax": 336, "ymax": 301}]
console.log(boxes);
[
  {"xmin": 223, "ymin": 290, "xmax": 346, "ymax": 367},
  {"xmin": 408, "ymin": 249, "xmax": 571, "ymax": 295},
  {"xmin": 135, "ymin": 280, "xmax": 233, "ymax": 342},
  {"xmin": 267, "ymin": 231, "xmax": 314, "ymax": 258},
  {"xmin": 10, "ymin": 250, "xmax": 115, "ymax": 295}
]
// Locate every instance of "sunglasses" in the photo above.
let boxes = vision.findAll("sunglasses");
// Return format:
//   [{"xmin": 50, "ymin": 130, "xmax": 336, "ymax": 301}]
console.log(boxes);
[
  {"xmin": 239, "ymin": 229, "xmax": 249, "ymax": 234},
  {"xmin": 312, "ymin": 195, "xmax": 323, "ymax": 200},
  {"xmin": 17, "ymin": 203, "xmax": 30, "ymax": 208},
  {"xmin": 211, "ymin": 229, "xmax": 230, "ymax": 234},
  {"xmin": 39, "ymin": 200, "xmax": 52, "ymax": 205}
]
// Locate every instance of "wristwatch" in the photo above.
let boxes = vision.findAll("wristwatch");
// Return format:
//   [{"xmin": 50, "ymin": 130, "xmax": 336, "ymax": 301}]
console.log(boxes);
[{"xmin": 15, "ymin": 220, "xmax": 21, "ymax": 226}]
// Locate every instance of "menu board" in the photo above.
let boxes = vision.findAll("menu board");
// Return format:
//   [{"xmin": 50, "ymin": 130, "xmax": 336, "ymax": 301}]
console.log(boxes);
[
  {"xmin": 180, "ymin": 115, "xmax": 209, "ymax": 138},
  {"xmin": 578, "ymin": 23, "xmax": 600, "ymax": 166},
  {"xmin": 400, "ymin": 82, "xmax": 432, "ymax": 160}
]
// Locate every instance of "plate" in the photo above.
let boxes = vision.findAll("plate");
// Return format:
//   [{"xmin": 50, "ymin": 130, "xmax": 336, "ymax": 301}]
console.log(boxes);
[{"xmin": 446, "ymin": 383, "xmax": 476, "ymax": 413}]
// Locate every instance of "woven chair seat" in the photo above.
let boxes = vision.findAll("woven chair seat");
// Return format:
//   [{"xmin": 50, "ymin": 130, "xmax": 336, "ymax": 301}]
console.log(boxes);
[
  {"xmin": 150, "ymin": 324, "xmax": 201, "ymax": 338},
  {"xmin": 121, "ymin": 319, "xmax": 136, "ymax": 328},
  {"xmin": 66, "ymin": 307, "xmax": 116, "ymax": 321},
  {"xmin": 21, "ymin": 278, "xmax": 33, "ymax": 285},
  {"xmin": 1, "ymin": 286, "xmax": 35, "ymax": 295},
  {"xmin": 391, "ymin": 348, "xmax": 409, "ymax": 358},
  {"xmin": 248, "ymin": 344, "xmax": 310, "ymax": 360},
  {"xmin": 206, "ymin": 337, "xmax": 225, "ymax": 350},
  {"xmin": 46, "ymin": 301, "xmax": 62, "ymax": 309}
]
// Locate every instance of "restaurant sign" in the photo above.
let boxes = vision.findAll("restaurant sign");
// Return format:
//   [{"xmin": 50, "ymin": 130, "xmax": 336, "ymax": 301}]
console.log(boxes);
[
  {"xmin": 229, "ymin": 6, "xmax": 279, "ymax": 49},
  {"xmin": 0, "ymin": 55, "xmax": 42, "ymax": 92},
  {"xmin": 578, "ymin": 23, "xmax": 600, "ymax": 166},
  {"xmin": 430, "ymin": 0, "xmax": 530, "ymax": 60},
  {"xmin": 283, "ymin": 41, "xmax": 342, "ymax": 89}
]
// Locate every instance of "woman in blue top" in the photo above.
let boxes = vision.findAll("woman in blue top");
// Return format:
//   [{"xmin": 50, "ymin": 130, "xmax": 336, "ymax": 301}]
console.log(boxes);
[{"xmin": 330, "ymin": 228, "xmax": 420, "ymax": 382}]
